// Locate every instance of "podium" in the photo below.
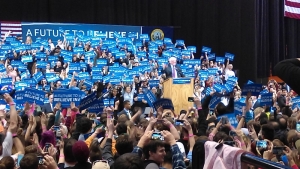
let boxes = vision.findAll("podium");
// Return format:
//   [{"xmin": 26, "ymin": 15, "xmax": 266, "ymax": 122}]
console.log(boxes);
[{"xmin": 163, "ymin": 78, "xmax": 194, "ymax": 115}]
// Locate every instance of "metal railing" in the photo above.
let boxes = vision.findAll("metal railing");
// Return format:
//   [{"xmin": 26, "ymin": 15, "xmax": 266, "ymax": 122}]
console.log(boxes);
[{"xmin": 241, "ymin": 153, "xmax": 292, "ymax": 169}]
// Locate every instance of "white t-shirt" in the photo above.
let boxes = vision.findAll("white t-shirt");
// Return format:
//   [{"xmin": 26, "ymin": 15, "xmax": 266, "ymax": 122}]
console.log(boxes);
[{"xmin": 225, "ymin": 69, "xmax": 235, "ymax": 80}]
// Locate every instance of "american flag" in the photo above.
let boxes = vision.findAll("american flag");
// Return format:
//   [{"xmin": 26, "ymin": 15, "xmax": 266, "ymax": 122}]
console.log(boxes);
[
  {"xmin": 0, "ymin": 21, "xmax": 22, "ymax": 38},
  {"xmin": 285, "ymin": 0, "xmax": 300, "ymax": 19}
]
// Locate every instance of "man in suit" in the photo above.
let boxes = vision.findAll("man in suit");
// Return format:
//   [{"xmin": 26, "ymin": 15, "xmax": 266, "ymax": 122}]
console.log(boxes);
[
  {"xmin": 42, "ymin": 94, "xmax": 54, "ymax": 114},
  {"xmin": 162, "ymin": 57, "xmax": 185, "ymax": 79},
  {"xmin": 277, "ymin": 88, "xmax": 289, "ymax": 109},
  {"xmin": 117, "ymin": 100, "xmax": 132, "ymax": 120}
]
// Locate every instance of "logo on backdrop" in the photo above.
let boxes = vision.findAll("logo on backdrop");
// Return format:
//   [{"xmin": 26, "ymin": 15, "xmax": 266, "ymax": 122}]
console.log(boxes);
[{"xmin": 151, "ymin": 29, "xmax": 164, "ymax": 41}]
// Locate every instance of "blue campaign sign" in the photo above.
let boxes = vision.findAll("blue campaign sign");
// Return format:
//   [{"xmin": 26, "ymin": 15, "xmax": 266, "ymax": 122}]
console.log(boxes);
[
  {"xmin": 202, "ymin": 46, "xmax": 211, "ymax": 53},
  {"xmin": 92, "ymin": 74, "xmax": 103, "ymax": 82},
  {"xmin": 208, "ymin": 53, "xmax": 216, "ymax": 60},
  {"xmin": 292, "ymin": 97, "xmax": 300, "ymax": 110},
  {"xmin": 83, "ymin": 80, "xmax": 93, "ymax": 88},
  {"xmin": 187, "ymin": 46, "xmax": 196, "ymax": 53},
  {"xmin": 137, "ymin": 94, "xmax": 145, "ymax": 101},
  {"xmin": 0, "ymin": 78, "xmax": 12, "ymax": 85},
  {"xmin": 21, "ymin": 22, "xmax": 142, "ymax": 42},
  {"xmin": 78, "ymin": 72, "xmax": 90, "ymax": 80},
  {"xmin": 97, "ymin": 59, "xmax": 107, "ymax": 66},
  {"xmin": 176, "ymin": 40, "xmax": 184, "ymax": 46},
  {"xmin": 15, "ymin": 82, "xmax": 29, "ymax": 91},
  {"xmin": 234, "ymin": 101, "xmax": 243, "ymax": 116},
  {"xmin": 53, "ymin": 89, "xmax": 86, "ymax": 108},
  {"xmin": 216, "ymin": 57, "xmax": 225, "ymax": 63},
  {"xmin": 69, "ymin": 63, "xmax": 81, "ymax": 72},
  {"xmin": 143, "ymin": 89, "xmax": 156, "ymax": 108},
  {"xmin": 213, "ymin": 84, "xmax": 224, "ymax": 93},
  {"xmin": 148, "ymin": 80, "xmax": 160, "ymax": 87},
  {"xmin": 209, "ymin": 95, "xmax": 221, "ymax": 109},
  {"xmin": 110, "ymin": 77, "xmax": 121, "ymax": 85},
  {"xmin": 183, "ymin": 60, "xmax": 200, "ymax": 66},
  {"xmin": 225, "ymin": 52, "xmax": 235, "ymax": 61},
  {"xmin": 103, "ymin": 99, "xmax": 114, "ymax": 107},
  {"xmin": 21, "ymin": 55, "xmax": 33, "ymax": 63},
  {"xmin": 153, "ymin": 98, "xmax": 174, "ymax": 111},
  {"xmin": 79, "ymin": 92, "xmax": 98, "ymax": 111},
  {"xmin": 33, "ymin": 72, "xmax": 44, "ymax": 83},
  {"xmin": 36, "ymin": 61, "xmax": 48, "ymax": 69},
  {"xmin": 242, "ymin": 83, "xmax": 262, "ymax": 96},
  {"xmin": 208, "ymin": 68, "xmax": 218, "ymax": 74},
  {"xmin": 15, "ymin": 88, "xmax": 45, "ymax": 105},
  {"xmin": 260, "ymin": 93, "xmax": 273, "ymax": 106},
  {"xmin": 88, "ymin": 101, "xmax": 105, "ymax": 113},
  {"xmin": 217, "ymin": 113, "xmax": 238, "ymax": 128},
  {"xmin": 228, "ymin": 76, "xmax": 238, "ymax": 82}
]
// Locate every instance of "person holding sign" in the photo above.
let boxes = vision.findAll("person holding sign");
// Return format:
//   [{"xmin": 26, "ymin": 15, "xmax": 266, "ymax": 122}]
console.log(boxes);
[
  {"xmin": 224, "ymin": 58, "xmax": 235, "ymax": 81},
  {"xmin": 162, "ymin": 57, "xmax": 184, "ymax": 79}
]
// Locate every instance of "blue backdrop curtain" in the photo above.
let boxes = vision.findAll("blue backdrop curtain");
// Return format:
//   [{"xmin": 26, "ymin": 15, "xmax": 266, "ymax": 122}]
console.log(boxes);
[{"xmin": 0, "ymin": 0, "xmax": 297, "ymax": 84}]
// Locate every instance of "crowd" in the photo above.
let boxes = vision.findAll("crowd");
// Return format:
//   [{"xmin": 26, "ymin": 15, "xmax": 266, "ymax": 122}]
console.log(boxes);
[{"xmin": 0, "ymin": 29, "xmax": 298, "ymax": 169}]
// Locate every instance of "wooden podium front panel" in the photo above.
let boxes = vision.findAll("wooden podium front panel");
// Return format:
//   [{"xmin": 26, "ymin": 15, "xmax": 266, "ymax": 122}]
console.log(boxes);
[{"xmin": 163, "ymin": 78, "xmax": 194, "ymax": 115}]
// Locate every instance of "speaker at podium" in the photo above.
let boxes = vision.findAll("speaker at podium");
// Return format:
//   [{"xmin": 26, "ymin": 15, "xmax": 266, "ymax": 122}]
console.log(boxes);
[{"xmin": 162, "ymin": 78, "xmax": 194, "ymax": 116}]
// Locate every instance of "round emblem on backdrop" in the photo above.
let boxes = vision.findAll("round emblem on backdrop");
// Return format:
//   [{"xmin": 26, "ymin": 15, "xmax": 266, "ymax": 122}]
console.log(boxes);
[{"xmin": 151, "ymin": 29, "xmax": 164, "ymax": 41}]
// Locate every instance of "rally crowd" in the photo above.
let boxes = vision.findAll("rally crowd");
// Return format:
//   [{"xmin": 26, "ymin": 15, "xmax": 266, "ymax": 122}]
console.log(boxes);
[{"xmin": 0, "ymin": 29, "xmax": 299, "ymax": 169}]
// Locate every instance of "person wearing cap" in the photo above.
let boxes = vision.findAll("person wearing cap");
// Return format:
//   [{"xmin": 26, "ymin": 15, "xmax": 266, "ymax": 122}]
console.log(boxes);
[{"xmin": 161, "ymin": 57, "xmax": 184, "ymax": 79}]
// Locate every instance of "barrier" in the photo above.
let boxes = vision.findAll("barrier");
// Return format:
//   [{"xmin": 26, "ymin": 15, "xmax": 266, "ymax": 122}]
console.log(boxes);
[{"xmin": 241, "ymin": 153, "xmax": 292, "ymax": 169}]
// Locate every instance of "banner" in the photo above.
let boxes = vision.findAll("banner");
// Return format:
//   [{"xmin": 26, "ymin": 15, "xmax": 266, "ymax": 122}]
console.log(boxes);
[
  {"xmin": 53, "ymin": 89, "xmax": 86, "ymax": 108},
  {"xmin": 22, "ymin": 22, "xmax": 142, "ymax": 42},
  {"xmin": 15, "ymin": 88, "xmax": 45, "ymax": 105},
  {"xmin": 79, "ymin": 92, "xmax": 98, "ymax": 111},
  {"xmin": 141, "ymin": 26, "xmax": 173, "ymax": 41}
]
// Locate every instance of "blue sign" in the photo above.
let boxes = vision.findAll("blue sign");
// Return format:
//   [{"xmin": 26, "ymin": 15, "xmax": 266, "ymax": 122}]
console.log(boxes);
[
  {"xmin": 143, "ymin": 89, "xmax": 157, "ymax": 108},
  {"xmin": 202, "ymin": 46, "xmax": 211, "ymax": 53},
  {"xmin": 216, "ymin": 57, "xmax": 225, "ymax": 63},
  {"xmin": 172, "ymin": 78, "xmax": 191, "ymax": 85},
  {"xmin": 15, "ymin": 88, "xmax": 45, "ymax": 105},
  {"xmin": 22, "ymin": 22, "xmax": 142, "ymax": 42},
  {"xmin": 33, "ymin": 72, "xmax": 44, "ymax": 83},
  {"xmin": 234, "ymin": 101, "xmax": 243, "ymax": 116},
  {"xmin": 260, "ymin": 93, "xmax": 273, "ymax": 106},
  {"xmin": 88, "ymin": 101, "xmax": 105, "ymax": 113},
  {"xmin": 292, "ymin": 97, "xmax": 300, "ymax": 110},
  {"xmin": 153, "ymin": 98, "xmax": 174, "ymax": 111},
  {"xmin": 148, "ymin": 80, "xmax": 160, "ymax": 88},
  {"xmin": 137, "ymin": 94, "xmax": 145, "ymax": 101},
  {"xmin": 209, "ymin": 95, "xmax": 222, "ymax": 109},
  {"xmin": 225, "ymin": 52, "xmax": 235, "ymax": 61},
  {"xmin": 79, "ymin": 92, "xmax": 98, "ymax": 111},
  {"xmin": 217, "ymin": 113, "xmax": 238, "ymax": 128},
  {"xmin": 53, "ymin": 89, "xmax": 86, "ymax": 108},
  {"xmin": 0, "ymin": 78, "xmax": 12, "ymax": 85},
  {"xmin": 242, "ymin": 83, "xmax": 262, "ymax": 96}
]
